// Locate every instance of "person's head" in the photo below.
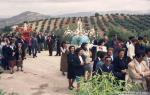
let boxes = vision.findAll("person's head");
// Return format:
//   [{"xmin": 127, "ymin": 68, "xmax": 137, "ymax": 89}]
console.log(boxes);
[
  {"xmin": 93, "ymin": 40, "xmax": 98, "ymax": 45},
  {"xmin": 146, "ymin": 47, "xmax": 150, "ymax": 57},
  {"xmin": 61, "ymin": 41, "xmax": 67, "ymax": 48},
  {"xmin": 138, "ymin": 36, "xmax": 143, "ymax": 44},
  {"xmin": 131, "ymin": 38, "xmax": 138, "ymax": 45},
  {"xmin": 6, "ymin": 38, "xmax": 10, "ymax": 45},
  {"xmin": 69, "ymin": 46, "xmax": 75, "ymax": 53},
  {"xmin": 97, "ymin": 51, "xmax": 107, "ymax": 61},
  {"xmin": 135, "ymin": 52, "xmax": 145, "ymax": 63},
  {"xmin": 143, "ymin": 35, "xmax": 148, "ymax": 41},
  {"xmin": 129, "ymin": 36, "xmax": 135, "ymax": 41},
  {"xmin": 75, "ymin": 48, "xmax": 83, "ymax": 56},
  {"xmin": 107, "ymin": 48, "xmax": 114, "ymax": 56},
  {"xmin": 104, "ymin": 35, "xmax": 109, "ymax": 42},
  {"xmin": 81, "ymin": 43, "xmax": 88, "ymax": 51},
  {"xmin": 118, "ymin": 49, "xmax": 125, "ymax": 59},
  {"xmin": 98, "ymin": 39, "xmax": 105, "ymax": 46},
  {"xmin": 104, "ymin": 56, "xmax": 112, "ymax": 65},
  {"xmin": 18, "ymin": 43, "xmax": 22, "ymax": 48}
]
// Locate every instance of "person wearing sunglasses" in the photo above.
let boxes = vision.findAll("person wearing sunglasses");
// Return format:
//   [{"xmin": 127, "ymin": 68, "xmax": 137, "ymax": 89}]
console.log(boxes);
[{"xmin": 100, "ymin": 56, "xmax": 113, "ymax": 74}]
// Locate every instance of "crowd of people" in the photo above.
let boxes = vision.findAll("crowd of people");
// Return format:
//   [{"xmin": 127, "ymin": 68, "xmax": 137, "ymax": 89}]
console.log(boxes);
[
  {"xmin": 1, "ymin": 32, "xmax": 150, "ymax": 92},
  {"xmin": 0, "ymin": 33, "xmax": 61, "ymax": 74},
  {"xmin": 59, "ymin": 35, "xmax": 150, "ymax": 92}
]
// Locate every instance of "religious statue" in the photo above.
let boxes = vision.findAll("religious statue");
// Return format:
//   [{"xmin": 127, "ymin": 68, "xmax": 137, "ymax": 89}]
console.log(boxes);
[{"xmin": 71, "ymin": 19, "xmax": 90, "ymax": 46}]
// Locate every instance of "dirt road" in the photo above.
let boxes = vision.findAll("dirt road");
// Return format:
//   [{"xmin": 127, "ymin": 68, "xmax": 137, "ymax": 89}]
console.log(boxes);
[{"xmin": 0, "ymin": 51, "xmax": 72, "ymax": 95}]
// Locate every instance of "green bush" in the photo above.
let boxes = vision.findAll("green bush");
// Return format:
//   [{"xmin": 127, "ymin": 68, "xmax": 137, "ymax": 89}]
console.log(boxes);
[
  {"xmin": 73, "ymin": 73, "xmax": 142, "ymax": 95},
  {"xmin": 0, "ymin": 89, "xmax": 6, "ymax": 95},
  {"xmin": 107, "ymin": 25, "xmax": 135, "ymax": 41}
]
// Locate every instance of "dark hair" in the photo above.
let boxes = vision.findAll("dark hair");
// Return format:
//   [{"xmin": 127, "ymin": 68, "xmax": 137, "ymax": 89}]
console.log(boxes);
[
  {"xmin": 135, "ymin": 51, "xmax": 145, "ymax": 58},
  {"xmin": 75, "ymin": 48, "xmax": 82, "ymax": 55},
  {"xmin": 61, "ymin": 41, "xmax": 66, "ymax": 48},
  {"xmin": 97, "ymin": 51, "xmax": 106, "ymax": 59},
  {"xmin": 105, "ymin": 56, "xmax": 112, "ymax": 61},
  {"xmin": 129, "ymin": 36, "xmax": 135, "ymax": 40},
  {"xmin": 81, "ymin": 42, "xmax": 88, "ymax": 51},
  {"xmin": 69, "ymin": 46, "xmax": 75, "ymax": 52},
  {"xmin": 138, "ymin": 36, "xmax": 143, "ymax": 40},
  {"xmin": 93, "ymin": 40, "xmax": 98, "ymax": 45},
  {"xmin": 118, "ymin": 48, "xmax": 125, "ymax": 54},
  {"xmin": 144, "ymin": 35, "xmax": 148, "ymax": 38},
  {"xmin": 98, "ymin": 39, "xmax": 104, "ymax": 45}
]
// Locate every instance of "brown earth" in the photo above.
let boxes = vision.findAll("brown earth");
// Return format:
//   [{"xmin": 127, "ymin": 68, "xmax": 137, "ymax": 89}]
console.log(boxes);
[{"xmin": 0, "ymin": 51, "xmax": 72, "ymax": 95}]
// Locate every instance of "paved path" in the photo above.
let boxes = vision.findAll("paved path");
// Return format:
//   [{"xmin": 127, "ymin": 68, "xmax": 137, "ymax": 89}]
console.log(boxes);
[{"xmin": 0, "ymin": 51, "xmax": 72, "ymax": 95}]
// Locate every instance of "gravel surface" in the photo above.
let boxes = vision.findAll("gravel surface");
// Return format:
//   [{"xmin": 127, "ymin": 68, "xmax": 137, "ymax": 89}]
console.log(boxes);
[{"xmin": 0, "ymin": 51, "xmax": 72, "ymax": 95}]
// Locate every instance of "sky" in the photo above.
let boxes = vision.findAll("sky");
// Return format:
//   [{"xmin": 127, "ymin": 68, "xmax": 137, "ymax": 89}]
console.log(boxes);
[{"xmin": 0, "ymin": 0, "xmax": 150, "ymax": 18}]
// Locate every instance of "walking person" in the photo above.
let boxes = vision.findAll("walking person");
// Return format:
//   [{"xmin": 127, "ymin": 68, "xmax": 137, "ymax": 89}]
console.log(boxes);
[
  {"xmin": 55, "ymin": 36, "xmax": 61, "ymax": 56},
  {"xmin": 80, "ymin": 43, "xmax": 93, "ymax": 80},
  {"xmin": 0, "ymin": 39, "xmax": 4, "ymax": 73},
  {"xmin": 31, "ymin": 35, "xmax": 38, "ymax": 58},
  {"xmin": 46, "ymin": 36, "xmax": 54, "ymax": 56},
  {"xmin": 2, "ymin": 39, "xmax": 11, "ymax": 70},
  {"xmin": 60, "ymin": 41, "xmax": 68, "ymax": 76},
  {"xmin": 67, "ymin": 46, "xmax": 76, "ymax": 90},
  {"xmin": 8, "ymin": 40, "xmax": 16, "ymax": 74},
  {"xmin": 37, "ymin": 34, "xmax": 43, "ymax": 53},
  {"xmin": 74, "ymin": 48, "xmax": 85, "ymax": 91},
  {"xmin": 15, "ymin": 43, "xmax": 24, "ymax": 71},
  {"xmin": 28, "ymin": 37, "xmax": 32, "ymax": 56}
]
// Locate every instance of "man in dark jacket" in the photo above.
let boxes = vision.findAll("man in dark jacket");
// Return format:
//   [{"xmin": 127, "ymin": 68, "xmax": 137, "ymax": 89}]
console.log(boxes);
[
  {"xmin": 55, "ymin": 36, "xmax": 61, "ymax": 56},
  {"xmin": 100, "ymin": 56, "xmax": 113, "ymax": 73},
  {"xmin": 31, "ymin": 36, "xmax": 38, "ymax": 58},
  {"xmin": 47, "ymin": 36, "xmax": 54, "ymax": 56}
]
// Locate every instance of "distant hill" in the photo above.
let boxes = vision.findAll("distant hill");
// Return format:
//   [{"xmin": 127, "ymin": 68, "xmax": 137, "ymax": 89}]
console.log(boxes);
[
  {"xmin": 0, "ymin": 11, "xmax": 51, "ymax": 28},
  {"xmin": 12, "ymin": 14, "xmax": 148, "ymax": 34},
  {"xmin": 55, "ymin": 10, "xmax": 150, "ymax": 17},
  {"xmin": 0, "ymin": 10, "xmax": 150, "ymax": 36},
  {"xmin": 0, "ymin": 18, "xmax": 6, "ymax": 21},
  {"xmin": 56, "ymin": 12, "xmax": 95, "ymax": 17}
]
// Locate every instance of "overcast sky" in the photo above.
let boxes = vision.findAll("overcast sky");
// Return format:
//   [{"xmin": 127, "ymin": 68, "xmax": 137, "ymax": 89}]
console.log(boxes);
[{"xmin": 0, "ymin": 0, "xmax": 150, "ymax": 18}]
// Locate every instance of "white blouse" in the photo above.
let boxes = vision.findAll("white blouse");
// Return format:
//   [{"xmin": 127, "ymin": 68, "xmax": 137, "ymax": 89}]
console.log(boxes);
[
  {"xmin": 61, "ymin": 47, "xmax": 67, "ymax": 53},
  {"xmin": 79, "ymin": 56, "xmax": 84, "ymax": 64}
]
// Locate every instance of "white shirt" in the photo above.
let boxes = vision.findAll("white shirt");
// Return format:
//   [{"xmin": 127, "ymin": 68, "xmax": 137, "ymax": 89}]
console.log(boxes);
[
  {"xmin": 126, "ymin": 42, "xmax": 135, "ymax": 59},
  {"xmin": 146, "ymin": 57, "xmax": 150, "ymax": 68},
  {"xmin": 111, "ymin": 55, "xmax": 114, "ymax": 61},
  {"xmin": 79, "ymin": 56, "xmax": 84, "ymax": 64},
  {"xmin": 61, "ymin": 47, "xmax": 66, "ymax": 53},
  {"xmin": 97, "ymin": 45, "xmax": 107, "ymax": 52}
]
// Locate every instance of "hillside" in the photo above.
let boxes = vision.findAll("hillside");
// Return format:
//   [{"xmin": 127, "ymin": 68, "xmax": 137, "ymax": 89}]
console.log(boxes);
[
  {"xmin": 23, "ymin": 14, "xmax": 150, "ymax": 34},
  {"xmin": 0, "ymin": 11, "xmax": 51, "ymax": 28}
]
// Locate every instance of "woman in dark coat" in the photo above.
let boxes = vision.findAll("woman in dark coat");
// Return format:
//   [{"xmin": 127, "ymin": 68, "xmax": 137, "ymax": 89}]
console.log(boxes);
[
  {"xmin": 113, "ymin": 49, "xmax": 131, "ymax": 80},
  {"xmin": 73, "ymin": 48, "xmax": 85, "ymax": 91},
  {"xmin": 7, "ymin": 40, "xmax": 16, "ymax": 74},
  {"xmin": 67, "ymin": 46, "xmax": 76, "ymax": 90},
  {"xmin": 15, "ymin": 43, "xmax": 24, "ymax": 71}
]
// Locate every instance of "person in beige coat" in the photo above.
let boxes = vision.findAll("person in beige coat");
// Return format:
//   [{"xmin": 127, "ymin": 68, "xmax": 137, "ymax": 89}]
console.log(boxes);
[
  {"xmin": 128, "ymin": 52, "xmax": 150, "ymax": 91},
  {"xmin": 60, "ymin": 42, "xmax": 69, "ymax": 76},
  {"xmin": 144, "ymin": 47, "xmax": 150, "ymax": 69}
]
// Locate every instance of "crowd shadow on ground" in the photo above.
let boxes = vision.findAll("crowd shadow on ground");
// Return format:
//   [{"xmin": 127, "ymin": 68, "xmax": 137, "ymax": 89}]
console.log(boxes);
[{"xmin": 31, "ymin": 83, "xmax": 49, "ymax": 95}]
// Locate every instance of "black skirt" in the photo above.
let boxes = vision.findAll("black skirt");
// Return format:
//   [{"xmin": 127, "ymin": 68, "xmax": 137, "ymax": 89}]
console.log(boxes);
[{"xmin": 67, "ymin": 64, "xmax": 76, "ymax": 79}]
